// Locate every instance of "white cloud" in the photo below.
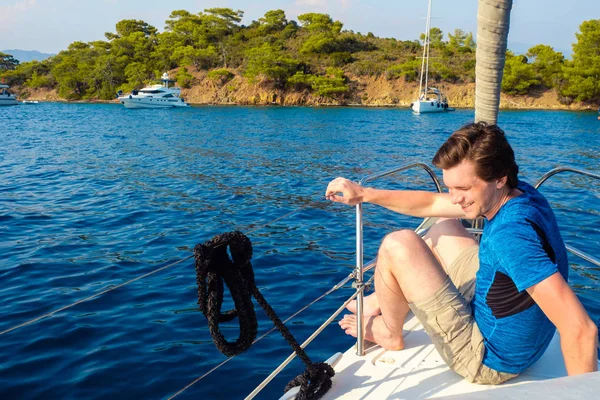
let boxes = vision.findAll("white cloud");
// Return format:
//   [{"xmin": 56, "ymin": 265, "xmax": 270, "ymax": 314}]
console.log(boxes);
[{"xmin": 0, "ymin": 0, "xmax": 37, "ymax": 23}]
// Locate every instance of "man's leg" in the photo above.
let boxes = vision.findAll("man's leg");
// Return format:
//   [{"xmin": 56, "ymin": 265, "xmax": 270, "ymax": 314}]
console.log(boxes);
[
  {"xmin": 423, "ymin": 218, "xmax": 478, "ymax": 274},
  {"xmin": 345, "ymin": 218, "xmax": 477, "ymax": 317},
  {"xmin": 345, "ymin": 292, "xmax": 380, "ymax": 316},
  {"xmin": 339, "ymin": 229, "xmax": 448, "ymax": 350}
]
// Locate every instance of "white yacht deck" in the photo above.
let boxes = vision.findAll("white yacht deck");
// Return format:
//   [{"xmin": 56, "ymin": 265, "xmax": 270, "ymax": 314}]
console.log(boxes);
[{"xmin": 318, "ymin": 313, "xmax": 599, "ymax": 399}]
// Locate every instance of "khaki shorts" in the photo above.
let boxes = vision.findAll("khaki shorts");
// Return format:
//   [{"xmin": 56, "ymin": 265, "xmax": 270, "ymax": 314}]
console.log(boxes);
[{"xmin": 408, "ymin": 245, "xmax": 518, "ymax": 385}]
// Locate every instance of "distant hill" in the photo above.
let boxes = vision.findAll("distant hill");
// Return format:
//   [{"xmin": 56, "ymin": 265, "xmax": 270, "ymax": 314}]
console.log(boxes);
[{"xmin": 2, "ymin": 49, "xmax": 55, "ymax": 63}]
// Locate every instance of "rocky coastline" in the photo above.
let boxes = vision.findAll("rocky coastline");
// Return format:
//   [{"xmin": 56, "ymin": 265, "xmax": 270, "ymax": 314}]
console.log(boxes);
[{"xmin": 15, "ymin": 70, "xmax": 600, "ymax": 111}]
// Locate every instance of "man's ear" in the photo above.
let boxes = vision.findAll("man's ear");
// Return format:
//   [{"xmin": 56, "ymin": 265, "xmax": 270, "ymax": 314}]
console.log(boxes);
[{"xmin": 496, "ymin": 175, "xmax": 508, "ymax": 189}]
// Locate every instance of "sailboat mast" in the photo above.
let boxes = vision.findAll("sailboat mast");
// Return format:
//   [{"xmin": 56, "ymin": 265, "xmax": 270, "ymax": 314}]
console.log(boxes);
[
  {"xmin": 417, "ymin": 0, "xmax": 433, "ymax": 100},
  {"xmin": 424, "ymin": 0, "xmax": 432, "ymax": 96}
]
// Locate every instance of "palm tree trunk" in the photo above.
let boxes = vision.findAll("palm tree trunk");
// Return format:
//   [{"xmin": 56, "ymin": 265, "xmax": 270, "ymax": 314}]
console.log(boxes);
[{"xmin": 475, "ymin": 0, "xmax": 513, "ymax": 124}]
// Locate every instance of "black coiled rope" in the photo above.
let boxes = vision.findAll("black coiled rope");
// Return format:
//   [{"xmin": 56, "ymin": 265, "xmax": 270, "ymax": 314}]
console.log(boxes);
[{"xmin": 194, "ymin": 231, "xmax": 334, "ymax": 399}]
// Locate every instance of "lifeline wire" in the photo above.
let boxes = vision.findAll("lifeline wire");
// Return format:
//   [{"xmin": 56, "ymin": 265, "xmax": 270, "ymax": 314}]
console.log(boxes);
[
  {"xmin": 0, "ymin": 255, "xmax": 193, "ymax": 336},
  {"xmin": 1, "ymin": 200, "xmax": 325, "ymax": 337},
  {"xmin": 168, "ymin": 271, "xmax": 357, "ymax": 399},
  {"xmin": 169, "ymin": 261, "xmax": 377, "ymax": 398}
]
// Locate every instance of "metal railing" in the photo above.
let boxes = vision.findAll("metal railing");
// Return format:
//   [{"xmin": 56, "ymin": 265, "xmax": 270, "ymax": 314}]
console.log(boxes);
[
  {"xmin": 354, "ymin": 162, "xmax": 443, "ymax": 355},
  {"xmin": 244, "ymin": 259, "xmax": 377, "ymax": 400},
  {"xmin": 534, "ymin": 167, "xmax": 600, "ymax": 190},
  {"xmin": 535, "ymin": 167, "xmax": 600, "ymax": 269}
]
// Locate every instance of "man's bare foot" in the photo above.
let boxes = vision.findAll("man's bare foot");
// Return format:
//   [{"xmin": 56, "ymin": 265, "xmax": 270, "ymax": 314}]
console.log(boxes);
[
  {"xmin": 346, "ymin": 292, "xmax": 381, "ymax": 317},
  {"xmin": 338, "ymin": 314, "xmax": 404, "ymax": 351}
]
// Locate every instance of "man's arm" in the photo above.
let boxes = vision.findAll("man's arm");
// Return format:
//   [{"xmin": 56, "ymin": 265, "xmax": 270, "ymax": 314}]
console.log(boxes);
[
  {"xmin": 325, "ymin": 177, "xmax": 465, "ymax": 218},
  {"xmin": 527, "ymin": 272, "xmax": 598, "ymax": 375}
]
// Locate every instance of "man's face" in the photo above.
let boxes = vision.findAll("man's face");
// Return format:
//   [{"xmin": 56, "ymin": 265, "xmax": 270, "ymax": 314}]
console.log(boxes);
[{"xmin": 443, "ymin": 160, "xmax": 504, "ymax": 220}]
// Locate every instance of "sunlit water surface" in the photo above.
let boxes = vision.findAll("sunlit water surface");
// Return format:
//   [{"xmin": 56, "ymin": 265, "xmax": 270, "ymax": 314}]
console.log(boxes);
[{"xmin": 1, "ymin": 104, "xmax": 599, "ymax": 399}]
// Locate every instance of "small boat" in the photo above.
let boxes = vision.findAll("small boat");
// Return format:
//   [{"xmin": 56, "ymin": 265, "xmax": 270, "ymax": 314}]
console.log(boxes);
[
  {"xmin": 117, "ymin": 73, "xmax": 190, "ymax": 109},
  {"xmin": 411, "ymin": 0, "xmax": 451, "ymax": 114},
  {"xmin": 22, "ymin": 100, "xmax": 40, "ymax": 105},
  {"xmin": 0, "ymin": 82, "xmax": 19, "ymax": 106},
  {"xmin": 411, "ymin": 87, "xmax": 452, "ymax": 113}
]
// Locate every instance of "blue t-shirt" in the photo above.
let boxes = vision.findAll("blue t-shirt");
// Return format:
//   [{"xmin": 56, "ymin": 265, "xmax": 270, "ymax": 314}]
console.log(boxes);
[{"xmin": 473, "ymin": 181, "xmax": 568, "ymax": 374}]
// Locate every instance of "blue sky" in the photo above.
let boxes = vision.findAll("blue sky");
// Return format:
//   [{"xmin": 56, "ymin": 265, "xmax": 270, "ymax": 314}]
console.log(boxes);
[{"xmin": 1, "ymin": 0, "xmax": 597, "ymax": 57}]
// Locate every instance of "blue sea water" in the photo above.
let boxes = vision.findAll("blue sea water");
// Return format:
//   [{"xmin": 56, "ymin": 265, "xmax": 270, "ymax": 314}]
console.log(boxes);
[{"xmin": 0, "ymin": 103, "xmax": 599, "ymax": 399}]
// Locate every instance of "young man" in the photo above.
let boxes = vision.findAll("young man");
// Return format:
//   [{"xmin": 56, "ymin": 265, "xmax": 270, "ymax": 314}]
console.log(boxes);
[{"xmin": 325, "ymin": 122, "xmax": 598, "ymax": 384}]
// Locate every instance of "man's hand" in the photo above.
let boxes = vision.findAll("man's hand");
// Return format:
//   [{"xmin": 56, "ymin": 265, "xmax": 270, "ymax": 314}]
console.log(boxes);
[
  {"xmin": 325, "ymin": 177, "xmax": 364, "ymax": 206},
  {"xmin": 325, "ymin": 177, "xmax": 464, "ymax": 218}
]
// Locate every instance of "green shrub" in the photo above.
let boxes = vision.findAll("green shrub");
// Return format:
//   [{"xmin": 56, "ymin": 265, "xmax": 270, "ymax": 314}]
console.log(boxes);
[
  {"xmin": 385, "ymin": 64, "xmax": 404, "ymax": 80},
  {"xmin": 328, "ymin": 52, "xmax": 353, "ymax": 67},
  {"xmin": 385, "ymin": 59, "xmax": 420, "ymax": 82},
  {"xmin": 287, "ymin": 68, "xmax": 348, "ymax": 98},
  {"xmin": 26, "ymin": 71, "xmax": 53, "ymax": 88},
  {"xmin": 288, "ymin": 71, "xmax": 313, "ymax": 89},
  {"xmin": 502, "ymin": 55, "xmax": 540, "ymax": 95},
  {"xmin": 309, "ymin": 67, "xmax": 348, "ymax": 98},
  {"xmin": 176, "ymin": 67, "xmax": 194, "ymax": 88},
  {"xmin": 431, "ymin": 62, "xmax": 459, "ymax": 83},
  {"xmin": 207, "ymin": 68, "xmax": 234, "ymax": 84},
  {"xmin": 244, "ymin": 43, "xmax": 301, "ymax": 87},
  {"xmin": 0, "ymin": 68, "xmax": 29, "ymax": 86}
]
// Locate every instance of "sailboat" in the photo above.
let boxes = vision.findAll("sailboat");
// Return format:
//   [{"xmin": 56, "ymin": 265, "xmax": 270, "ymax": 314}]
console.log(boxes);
[{"xmin": 411, "ymin": 0, "xmax": 451, "ymax": 114}]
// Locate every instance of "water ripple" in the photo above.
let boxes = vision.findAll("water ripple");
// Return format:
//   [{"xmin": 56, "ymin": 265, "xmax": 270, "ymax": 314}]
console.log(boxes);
[{"xmin": 0, "ymin": 104, "xmax": 599, "ymax": 399}]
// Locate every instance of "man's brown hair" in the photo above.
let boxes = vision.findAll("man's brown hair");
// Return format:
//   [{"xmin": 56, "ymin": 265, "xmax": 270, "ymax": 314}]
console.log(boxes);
[{"xmin": 432, "ymin": 122, "xmax": 519, "ymax": 189}]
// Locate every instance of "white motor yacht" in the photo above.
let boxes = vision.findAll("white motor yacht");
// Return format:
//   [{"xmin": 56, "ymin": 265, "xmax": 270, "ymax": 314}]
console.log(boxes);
[
  {"xmin": 117, "ymin": 73, "xmax": 190, "ymax": 109},
  {"xmin": 0, "ymin": 83, "xmax": 19, "ymax": 106}
]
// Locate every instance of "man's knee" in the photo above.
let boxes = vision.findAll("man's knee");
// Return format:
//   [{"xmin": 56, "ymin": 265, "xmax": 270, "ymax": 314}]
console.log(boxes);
[
  {"xmin": 380, "ymin": 229, "xmax": 423, "ymax": 259},
  {"xmin": 427, "ymin": 218, "xmax": 460, "ymax": 238},
  {"xmin": 425, "ymin": 218, "xmax": 472, "ymax": 246}
]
